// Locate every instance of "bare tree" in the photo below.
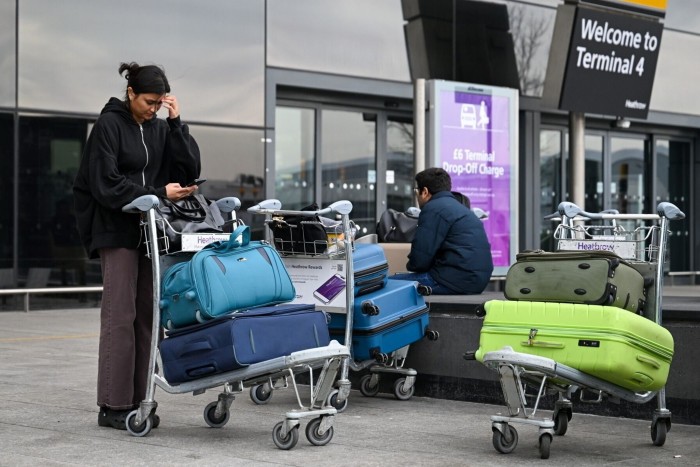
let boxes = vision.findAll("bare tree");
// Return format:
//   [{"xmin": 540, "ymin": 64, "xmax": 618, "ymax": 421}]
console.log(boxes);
[{"xmin": 509, "ymin": 4, "xmax": 551, "ymax": 96}]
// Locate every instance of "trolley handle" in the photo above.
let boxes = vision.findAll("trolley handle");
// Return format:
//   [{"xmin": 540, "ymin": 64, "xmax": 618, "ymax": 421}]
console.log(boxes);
[
  {"xmin": 122, "ymin": 194, "xmax": 160, "ymax": 213},
  {"xmin": 550, "ymin": 201, "xmax": 685, "ymax": 222},
  {"xmin": 657, "ymin": 202, "xmax": 685, "ymax": 221},
  {"xmin": 247, "ymin": 199, "xmax": 353, "ymax": 217},
  {"xmin": 216, "ymin": 196, "xmax": 242, "ymax": 214}
]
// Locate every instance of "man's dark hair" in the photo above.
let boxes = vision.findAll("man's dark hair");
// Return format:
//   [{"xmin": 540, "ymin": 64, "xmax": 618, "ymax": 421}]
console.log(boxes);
[{"xmin": 415, "ymin": 167, "xmax": 452, "ymax": 194}]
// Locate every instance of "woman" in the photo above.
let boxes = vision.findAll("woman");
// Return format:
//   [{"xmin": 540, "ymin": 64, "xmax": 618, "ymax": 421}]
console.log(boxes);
[{"xmin": 73, "ymin": 62, "xmax": 201, "ymax": 429}]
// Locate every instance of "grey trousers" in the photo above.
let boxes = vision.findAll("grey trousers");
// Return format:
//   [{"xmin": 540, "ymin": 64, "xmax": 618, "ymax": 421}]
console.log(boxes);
[{"xmin": 97, "ymin": 248, "xmax": 153, "ymax": 410}]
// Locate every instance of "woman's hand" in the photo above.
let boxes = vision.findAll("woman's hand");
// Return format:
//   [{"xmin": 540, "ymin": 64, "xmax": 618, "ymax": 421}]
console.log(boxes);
[
  {"xmin": 165, "ymin": 183, "xmax": 197, "ymax": 201},
  {"xmin": 162, "ymin": 95, "xmax": 180, "ymax": 119}
]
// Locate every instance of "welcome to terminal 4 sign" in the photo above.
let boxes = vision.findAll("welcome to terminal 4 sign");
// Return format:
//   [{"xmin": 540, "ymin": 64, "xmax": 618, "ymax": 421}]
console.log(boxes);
[{"xmin": 543, "ymin": 3, "xmax": 664, "ymax": 119}]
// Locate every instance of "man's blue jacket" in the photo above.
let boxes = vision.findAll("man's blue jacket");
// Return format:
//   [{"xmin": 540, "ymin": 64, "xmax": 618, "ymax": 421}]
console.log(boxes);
[{"xmin": 407, "ymin": 191, "xmax": 494, "ymax": 294}]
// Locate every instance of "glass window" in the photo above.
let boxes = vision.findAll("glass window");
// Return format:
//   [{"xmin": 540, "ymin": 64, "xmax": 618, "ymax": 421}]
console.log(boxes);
[
  {"xmin": 610, "ymin": 137, "xmax": 647, "ymax": 215},
  {"xmin": 649, "ymin": 30, "xmax": 700, "ymax": 116},
  {"xmin": 656, "ymin": 138, "xmax": 691, "ymax": 271},
  {"xmin": 321, "ymin": 110, "xmax": 376, "ymax": 237},
  {"xmin": 504, "ymin": 1, "xmax": 557, "ymax": 97},
  {"xmin": 274, "ymin": 107, "xmax": 316, "ymax": 211},
  {"xmin": 386, "ymin": 119, "xmax": 414, "ymax": 212},
  {"xmin": 188, "ymin": 125, "xmax": 267, "ymax": 238},
  {"xmin": 540, "ymin": 129, "xmax": 562, "ymax": 250},
  {"xmin": 666, "ymin": 0, "xmax": 700, "ymax": 33},
  {"xmin": 17, "ymin": 116, "xmax": 91, "ymax": 290},
  {"xmin": 0, "ymin": 113, "xmax": 13, "ymax": 273},
  {"xmin": 267, "ymin": 0, "xmax": 410, "ymax": 81},
  {"xmin": 18, "ymin": 0, "xmax": 264, "ymax": 126},
  {"xmin": 0, "ymin": 0, "xmax": 15, "ymax": 107}
]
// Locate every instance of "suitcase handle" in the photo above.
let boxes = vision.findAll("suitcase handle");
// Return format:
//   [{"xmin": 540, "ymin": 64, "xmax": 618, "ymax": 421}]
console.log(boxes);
[
  {"xmin": 180, "ymin": 340, "xmax": 214, "ymax": 357},
  {"xmin": 202, "ymin": 225, "xmax": 250, "ymax": 252},
  {"xmin": 636, "ymin": 354, "xmax": 661, "ymax": 369},
  {"xmin": 520, "ymin": 339, "xmax": 565, "ymax": 349}
]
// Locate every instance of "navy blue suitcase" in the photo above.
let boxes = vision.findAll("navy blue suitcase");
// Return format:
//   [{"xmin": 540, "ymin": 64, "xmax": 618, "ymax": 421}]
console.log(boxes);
[
  {"xmin": 354, "ymin": 243, "xmax": 389, "ymax": 297},
  {"xmin": 327, "ymin": 279, "xmax": 430, "ymax": 361},
  {"xmin": 159, "ymin": 303, "xmax": 330, "ymax": 384}
]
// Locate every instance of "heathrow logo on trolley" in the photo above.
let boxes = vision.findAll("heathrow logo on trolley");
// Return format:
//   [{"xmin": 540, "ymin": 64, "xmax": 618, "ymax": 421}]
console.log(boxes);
[{"xmin": 558, "ymin": 239, "xmax": 636, "ymax": 258}]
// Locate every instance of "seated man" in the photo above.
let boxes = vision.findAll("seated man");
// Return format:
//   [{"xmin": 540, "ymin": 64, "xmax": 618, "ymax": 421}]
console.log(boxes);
[{"xmin": 392, "ymin": 167, "xmax": 493, "ymax": 294}]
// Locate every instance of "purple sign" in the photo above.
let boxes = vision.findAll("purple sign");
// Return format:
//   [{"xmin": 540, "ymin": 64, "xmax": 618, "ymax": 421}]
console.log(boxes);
[{"xmin": 429, "ymin": 82, "xmax": 518, "ymax": 274}]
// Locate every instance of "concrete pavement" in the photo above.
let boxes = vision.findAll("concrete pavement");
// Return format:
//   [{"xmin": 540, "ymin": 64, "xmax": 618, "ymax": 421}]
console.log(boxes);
[{"xmin": 1, "ymin": 308, "xmax": 699, "ymax": 466}]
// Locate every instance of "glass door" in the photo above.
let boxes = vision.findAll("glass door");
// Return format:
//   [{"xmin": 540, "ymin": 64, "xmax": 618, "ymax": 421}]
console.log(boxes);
[
  {"xmin": 610, "ymin": 136, "xmax": 648, "ymax": 215},
  {"xmin": 385, "ymin": 117, "xmax": 414, "ymax": 212},
  {"xmin": 655, "ymin": 138, "xmax": 691, "ymax": 271},
  {"xmin": 274, "ymin": 106, "xmax": 316, "ymax": 211},
  {"xmin": 321, "ymin": 109, "xmax": 377, "ymax": 236}
]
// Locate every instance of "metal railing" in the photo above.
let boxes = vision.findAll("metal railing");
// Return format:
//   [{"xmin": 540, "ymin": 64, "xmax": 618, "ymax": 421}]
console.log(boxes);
[{"xmin": 0, "ymin": 286, "xmax": 103, "ymax": 312}]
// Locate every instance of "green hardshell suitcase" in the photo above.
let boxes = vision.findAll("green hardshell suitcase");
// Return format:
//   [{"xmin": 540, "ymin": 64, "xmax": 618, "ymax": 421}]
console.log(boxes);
[
  {"xmin": 504, "ymin": 250, "xmax": 647, "ymax": 313},
  {"xmin": 475, "ymin": 300, "xmax": 674, "ymax": 392}
]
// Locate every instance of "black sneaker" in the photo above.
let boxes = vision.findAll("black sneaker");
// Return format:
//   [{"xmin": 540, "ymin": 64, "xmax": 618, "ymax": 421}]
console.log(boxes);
[{"xmin": 98, "ymin": 407, "xmax": 129, "ymax": 430}]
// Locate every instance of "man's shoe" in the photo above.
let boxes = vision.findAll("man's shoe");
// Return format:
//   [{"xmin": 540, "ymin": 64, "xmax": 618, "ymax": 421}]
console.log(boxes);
[{"xmin": 97, "ymin": 407, "xmax": 129, "ymax": 430}]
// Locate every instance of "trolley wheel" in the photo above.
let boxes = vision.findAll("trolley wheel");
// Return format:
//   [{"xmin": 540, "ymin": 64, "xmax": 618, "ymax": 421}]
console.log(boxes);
[
  {"xmin": 393, "ymin": 377, "xmax": 415, "ymax": 401},
  {"xmin": 327, "ymin": 389, "xmax": 348, "ymax": 413},
  {"xmin": 250, "ymin": 384, "xmax": 273, "ymax": 405},
  {"xmin": 492, "ymin": 424, "xmax": 518, "ymax": 454},
  {"xmin": 651, "ymin": 420, "xmax": 668, "ymax": 446},
  {"xmin": 272, "ymin": 421, "xmax": 299, "ymax": 450},
  {"xmin": 553, "ymin": 411, "xmax": 569, "ymax": 436},
  {"xmin": 195, "ymin": 310, "xmax": 205, "ymax": 323},
  {"xmin": 417, "ymin": 284, "xmax": 432, "ymax": 296},
  {"xmin": 305, "ymin": 416, "xmax": 334, "ymax": 446},
  {"xmin": 539, "ymin": 433, "xmax": 552, "ymax": 459},
  {"xmin": 203, "ymin": 401, "xmax": 230, "ymax": 428},
  {"xmin": 165, "ymin": 320, "xmax": 174, "ymax": 331},
  {"xmin": 126, "ymin": 410, "xmax": 153, "ymax": 437},
  {"xmin": 359, "ymin": 374, "xmax": 380, "ymax": 397}
]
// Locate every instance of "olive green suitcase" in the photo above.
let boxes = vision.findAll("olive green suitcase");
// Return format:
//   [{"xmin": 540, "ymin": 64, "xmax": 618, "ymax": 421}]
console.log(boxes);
[
  {"xmin": 475, "ymin": 300, "xmax": 674, "ymax": 392},
  {"xmin": 504, "ymin": 250, "xmax": 647, "ymax": 313}
]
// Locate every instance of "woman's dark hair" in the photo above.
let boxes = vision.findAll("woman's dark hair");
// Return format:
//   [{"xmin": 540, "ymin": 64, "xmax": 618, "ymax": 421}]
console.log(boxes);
[
  {"xmin": 118, "ymin": 62, "xmax": 170, "ymax": 99},
  {"xmin": 415, "ymin": 167, "xmax": 452, "ymax": 194}
]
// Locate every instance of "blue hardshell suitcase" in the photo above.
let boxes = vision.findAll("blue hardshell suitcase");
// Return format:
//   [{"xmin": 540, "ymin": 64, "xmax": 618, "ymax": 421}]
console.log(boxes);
[
  {"xmin": 159, "ymin": 303, "xmax": 330, "ymax": 384},
  {"xmin": 353, "ymin": 243, "xmax": 389, "ymax": 297},
  {"xmin": 159, "ymin": 226, "xmax": 295, "ymax": 330},
  {"xmin": 328, "ymin": 279, "xmax": 429, "ymax": 361}
]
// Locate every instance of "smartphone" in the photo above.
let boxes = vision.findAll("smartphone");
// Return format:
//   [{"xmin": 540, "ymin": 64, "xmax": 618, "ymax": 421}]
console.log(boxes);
[
  {"xmin": 313, "ymin": 274, "xmax": 346, "ymax": 304},
  {"xmin": 187, "ymin": 178, "xmax": 207, "ymax": 187}
]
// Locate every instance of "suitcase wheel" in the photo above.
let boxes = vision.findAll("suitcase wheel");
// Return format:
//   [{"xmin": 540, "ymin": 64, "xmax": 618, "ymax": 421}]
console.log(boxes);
[
  {"xmin": 425, "ymin": 328, "xmax": 439, "ymax": 341},
  {"xmin": 372, "ymin": 349, "xmax": 388, "ymax": 364},
  {"xmin": 417, "ymin": 284, "xmax": 432, "ymax": 296},
  {"xmin": 361, "ymin": 302, "xmax": 380, "ymax": 316}
]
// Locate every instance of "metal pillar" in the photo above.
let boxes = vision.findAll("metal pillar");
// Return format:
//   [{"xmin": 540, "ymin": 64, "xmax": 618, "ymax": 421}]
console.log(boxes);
[
  {"xmin": 414, "ymin": 78, "xmax": 426, "ymax": 175},
  {"xmin": 569, "ymin": 112, "xmax": 585, "ymax": 208}
]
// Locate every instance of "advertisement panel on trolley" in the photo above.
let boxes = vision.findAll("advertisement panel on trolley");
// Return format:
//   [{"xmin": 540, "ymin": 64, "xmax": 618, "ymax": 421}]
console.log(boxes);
[{"xmin": 427, "ymin": 80, "xmax": 518, "ymax": 276}]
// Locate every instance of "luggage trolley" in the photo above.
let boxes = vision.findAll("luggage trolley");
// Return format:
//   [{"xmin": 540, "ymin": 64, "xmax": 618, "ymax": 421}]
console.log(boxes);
[
  {"xmin": 476, "ymin": 201, "xmax": 685, "ymax": 459},
  {"xmin": 246, "ymin": 199, "xmax": 356, "ymax": 412},
  {"xmin": 248, "ymin": 201, "xmax": 438, "ymax": 408},
  {"xmin": 120, "ymin": 195, "xmax": 350, "ymax": 450}
]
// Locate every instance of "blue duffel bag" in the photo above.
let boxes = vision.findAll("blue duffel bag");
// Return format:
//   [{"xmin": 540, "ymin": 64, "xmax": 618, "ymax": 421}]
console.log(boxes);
[{"xmin": 160, "ymin": 225, "xmax": 295, "ymax": 330}]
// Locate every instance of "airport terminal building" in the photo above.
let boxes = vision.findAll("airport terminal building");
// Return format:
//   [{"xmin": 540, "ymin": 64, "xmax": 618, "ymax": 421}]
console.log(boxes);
[{"xmin": 1, "ymin": 0, "xmax": 699, "ymax": 307}]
